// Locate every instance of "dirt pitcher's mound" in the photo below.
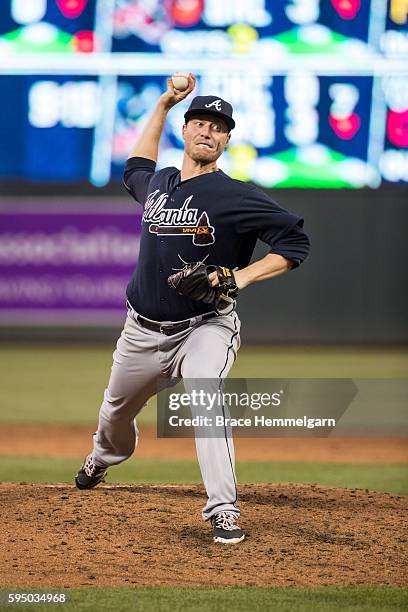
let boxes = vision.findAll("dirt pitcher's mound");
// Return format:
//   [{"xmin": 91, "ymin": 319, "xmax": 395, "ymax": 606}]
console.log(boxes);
[{"xmin": 1, "ymin": 483, "xmax": 407, "ymax": 588}]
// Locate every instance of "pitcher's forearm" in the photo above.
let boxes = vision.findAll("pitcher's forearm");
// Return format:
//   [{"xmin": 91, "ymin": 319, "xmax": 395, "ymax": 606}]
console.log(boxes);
[
  {"xmin": 234, "ymin": 254, "xmax": 294, "ymax": 289},
  {"xmin": 127, "ymin": 100, "xmax": 170, "ymax": 162},
  {"xmin": 208, "ymin": 253, "xmax": 294, "ymax": 291}
]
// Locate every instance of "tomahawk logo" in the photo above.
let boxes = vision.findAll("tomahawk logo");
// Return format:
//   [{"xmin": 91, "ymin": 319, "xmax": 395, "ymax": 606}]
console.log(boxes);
[
  {"xmin": 204, "ymin": 99, "xmax": 222, "ymax": 111},
  {"xmin": 143, "ymin": 190, "xmax": 215, "ymax": 246}
]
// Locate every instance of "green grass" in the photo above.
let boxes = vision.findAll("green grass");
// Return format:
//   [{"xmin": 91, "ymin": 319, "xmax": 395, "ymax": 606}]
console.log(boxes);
[
  {"xmin": 0, "ymin": 345, "xmax": 407, "ymax": 425},
  {"xmin": 1, "ymin": 457, "xmax": 406, "ymax": 495},
  {"xmin": 0, "ymin": 586, "xmax": 407, "ymax": 612}
]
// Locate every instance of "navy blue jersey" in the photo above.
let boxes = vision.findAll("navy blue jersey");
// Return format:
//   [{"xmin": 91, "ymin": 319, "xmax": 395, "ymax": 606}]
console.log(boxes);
[{"xmin": 124, "ymin": 156, "xmax": 310, "ymax": 322}]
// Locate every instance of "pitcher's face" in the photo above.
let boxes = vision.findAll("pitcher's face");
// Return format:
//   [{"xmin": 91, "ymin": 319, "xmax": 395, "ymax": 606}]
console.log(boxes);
[{"xmin": 183, "ymin": 115, "xmax": 230, "ymax": 163}]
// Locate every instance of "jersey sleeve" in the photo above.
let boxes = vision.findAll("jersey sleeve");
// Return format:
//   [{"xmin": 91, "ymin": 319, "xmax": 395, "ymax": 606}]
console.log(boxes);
[
  {"xmin": 268, "ymin": 223, "xmax": 310, "ymax": 268},
  {"xmin": 239, "ymin": 186, "xmax": 310, "ymax": 268},
  {"xmin": 123, "ymin": 156, "xmax": 157, "ymax": 206}
]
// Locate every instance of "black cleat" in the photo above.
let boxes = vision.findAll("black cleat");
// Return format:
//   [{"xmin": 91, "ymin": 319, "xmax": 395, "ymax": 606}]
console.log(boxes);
[
  {"xmin": 75, "ymin": 454, "xmax": 107, "ymax": 490},
  {"xmin": 211, "ymin": 511, "xmax": 245, "ymax": 544}
]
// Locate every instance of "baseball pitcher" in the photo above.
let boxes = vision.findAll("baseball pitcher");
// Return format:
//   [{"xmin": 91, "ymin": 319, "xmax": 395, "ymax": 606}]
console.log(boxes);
[{"xmin": 75, "ymin": 74, "xmax": 310, "ymax": 544}]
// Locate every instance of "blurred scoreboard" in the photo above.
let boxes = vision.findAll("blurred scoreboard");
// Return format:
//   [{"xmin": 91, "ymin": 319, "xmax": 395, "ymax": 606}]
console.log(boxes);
[{"xmin": 0, "ymin": 0, "xmax": 407, "ymax": 188}]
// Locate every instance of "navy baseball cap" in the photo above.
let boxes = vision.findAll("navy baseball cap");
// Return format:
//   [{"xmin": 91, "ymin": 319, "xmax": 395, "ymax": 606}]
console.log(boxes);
[{"xmin": 184, "ymin": 95, "xmax": 235, "ymax": 131}]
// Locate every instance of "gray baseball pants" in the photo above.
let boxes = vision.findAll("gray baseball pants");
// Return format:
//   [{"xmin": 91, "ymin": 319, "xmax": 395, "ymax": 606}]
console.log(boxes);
[{"xmin": 92, "ymin": 307, "xmax": 241, "ymax": 521}]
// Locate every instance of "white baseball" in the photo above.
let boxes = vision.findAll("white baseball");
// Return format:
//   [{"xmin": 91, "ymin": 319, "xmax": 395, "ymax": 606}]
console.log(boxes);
[{"xmin": 172, "ymin": 72, "xmax": 189, "ymax": 92}]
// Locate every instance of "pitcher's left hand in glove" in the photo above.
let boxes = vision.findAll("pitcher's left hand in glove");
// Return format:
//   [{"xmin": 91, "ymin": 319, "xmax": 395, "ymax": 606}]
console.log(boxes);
[{"xmin": 168, "ymin": 259, "xmax": 239, "ymax": 309}]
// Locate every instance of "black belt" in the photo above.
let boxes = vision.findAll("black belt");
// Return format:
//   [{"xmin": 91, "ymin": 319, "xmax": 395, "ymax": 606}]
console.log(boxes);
[{"xmin": 134, "ymin": 311, "xmax": 217, "ymax": 336}]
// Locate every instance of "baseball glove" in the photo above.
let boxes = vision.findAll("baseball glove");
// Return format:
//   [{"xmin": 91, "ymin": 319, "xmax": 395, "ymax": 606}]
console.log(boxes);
[{"xmin": 167, "ymin": 256, "xmax": 239, "ymax": 309}]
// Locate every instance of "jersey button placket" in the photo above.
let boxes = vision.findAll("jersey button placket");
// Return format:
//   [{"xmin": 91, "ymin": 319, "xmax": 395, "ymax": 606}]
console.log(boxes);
[
  {"xmin": 158, "ymin": 231, "xmax": 167, "ymax": 309},
  {"xmin": 158, "ymin": 183, "xmax": 180, "ymax": 314}
]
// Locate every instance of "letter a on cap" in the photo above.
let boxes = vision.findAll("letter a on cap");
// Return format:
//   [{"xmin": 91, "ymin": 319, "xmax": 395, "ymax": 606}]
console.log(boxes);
[{"xmin": 204, "ymin": 99, "xmax": 222, "ymax": 111}]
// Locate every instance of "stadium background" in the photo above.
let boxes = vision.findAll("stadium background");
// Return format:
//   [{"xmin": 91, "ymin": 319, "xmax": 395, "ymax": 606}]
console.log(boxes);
[{"xmin": 0, "ymin": 1, "xmax": 407, "ymax": 610}]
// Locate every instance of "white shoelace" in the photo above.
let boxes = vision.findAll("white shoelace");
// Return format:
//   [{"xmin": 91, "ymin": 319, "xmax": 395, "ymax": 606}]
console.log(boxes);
[
  {"xmin": 214, "ymin": 511, "xmax": 240, "ymax": 531},
  {"xmin": 84, "ymin": 455, "xmax": 102, "ymax": 477}
]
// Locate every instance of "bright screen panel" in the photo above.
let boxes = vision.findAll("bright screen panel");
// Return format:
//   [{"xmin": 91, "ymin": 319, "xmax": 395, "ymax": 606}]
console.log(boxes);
[{"xmin": 0, "ymin": 0, "xmax": 407, "ymax": 188}]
